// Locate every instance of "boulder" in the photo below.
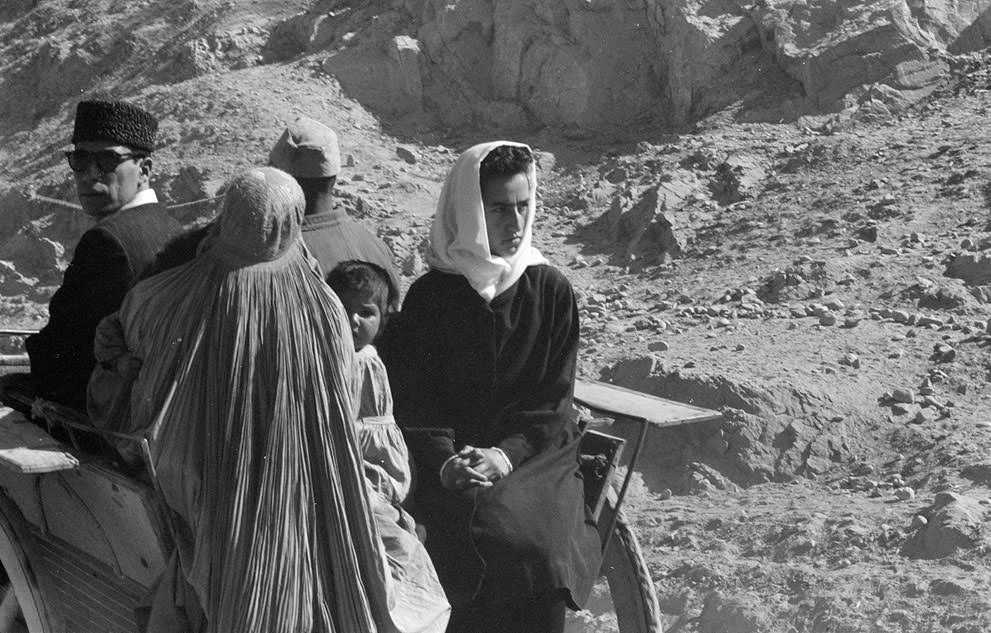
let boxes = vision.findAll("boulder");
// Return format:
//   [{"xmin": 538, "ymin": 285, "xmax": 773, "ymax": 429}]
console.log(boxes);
[
  {"xmin": 919, "ymin": 492, "xmax": 988, "ymax": 558},
  {"xmin": 687, "ymin": 462, "xmax": 741, "ymax": 493},
  {"xmin": 603, "ymin": 174, "xmax": 697, "ymax": 265},
  {"xmin": 609, "ymin": 356, "xmax": 658, "ymax": 388},
  {"xmin": 945, "ymin": 252, "xmax": 991, "ymax": 286},
  {"xmin": 166, "ymin": 166, "xmax": 224, "ymax": 204},
  {"xmin": 709, "ymin": 153, "xmax": 768, "ymax": 204},
  {"xmin": 0, "ymin": 260, "xmax": 37, "ymax": 297},
  {"xmin": 960, "ymin": 463, "xmax": 991, "ymax": 486},
  {"xmin": 324, "ymin": 32, "xmax": 426, "ymax": 117},
  {"xmin": 698, "ymin": 591, "xmax": 770, "ymax": 633},
  {"xmin": 0, "ymin": 233, "xmax": 63, "ymax": 285}
]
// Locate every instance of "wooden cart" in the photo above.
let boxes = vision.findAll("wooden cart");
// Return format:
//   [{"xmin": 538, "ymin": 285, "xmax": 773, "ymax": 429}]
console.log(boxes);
[{"xmin": 0, "ymin": 363, "xmax": 720, "ymax": 633}]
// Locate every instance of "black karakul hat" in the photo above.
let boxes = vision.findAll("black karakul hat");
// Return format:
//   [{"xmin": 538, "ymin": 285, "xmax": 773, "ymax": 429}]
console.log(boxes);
[{"xmin": 71, "ymin": 100, "xmax": 158, "ymax": 152}]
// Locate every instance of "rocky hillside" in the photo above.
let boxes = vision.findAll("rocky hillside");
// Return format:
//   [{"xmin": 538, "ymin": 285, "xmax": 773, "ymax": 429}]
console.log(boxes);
[
  {"xmin": 2, "ymin": 1, "xmax": 991, "ymax": 632},
  {"xmin": 1, "ymin": 0, "xmax": 990, "ymax": 316}
]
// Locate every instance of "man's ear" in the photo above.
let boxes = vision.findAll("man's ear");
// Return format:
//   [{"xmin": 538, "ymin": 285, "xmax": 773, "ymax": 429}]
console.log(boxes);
[{"xmin": 138, "ymin": 156, "xmax": 154, "ymax": 185}]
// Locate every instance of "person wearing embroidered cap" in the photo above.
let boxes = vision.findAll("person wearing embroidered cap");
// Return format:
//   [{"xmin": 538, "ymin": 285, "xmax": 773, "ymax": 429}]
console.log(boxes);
[
  {"xmin": 269, "ymin": 116, "xmax": 401, "ymax": 309},
  {"xmin": 21, "ymin": 99, "xmax": 181, "ymax": 410},
  {"xmin": 384, "ymin": 142, "xmax": 601, "ymax": 633}
]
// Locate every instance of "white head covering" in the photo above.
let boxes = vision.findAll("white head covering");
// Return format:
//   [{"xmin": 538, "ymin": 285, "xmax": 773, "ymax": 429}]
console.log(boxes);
[{"xmin": 427, "ymin": 140, "xmax": 548, "ymax": 302}]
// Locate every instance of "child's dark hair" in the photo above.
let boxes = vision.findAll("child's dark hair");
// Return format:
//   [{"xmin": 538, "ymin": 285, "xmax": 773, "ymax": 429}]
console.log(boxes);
[
  {"xmin": 326, "ymin": 260, "xmax": 391, "ymax": 314},
  {"xmin": 479, "ymin": 145, "xmax": 533, "ymax": 181}
]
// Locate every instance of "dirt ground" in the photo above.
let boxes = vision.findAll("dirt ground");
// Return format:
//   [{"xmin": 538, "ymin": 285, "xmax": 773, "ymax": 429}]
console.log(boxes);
[
  {"xmin": 547, "ymin": 68, "xmax": 991, "ymax": 631},
  {"xmin": 2, "ymin": 2, "xmax": 991, "ymax": 631}
]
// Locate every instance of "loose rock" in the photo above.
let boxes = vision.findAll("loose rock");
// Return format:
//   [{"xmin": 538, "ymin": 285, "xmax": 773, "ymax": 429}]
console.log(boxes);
[
  {"xmin": 894, "ymin": 487, "xmax": 915, "ymax": 500},
  {"xmin": 932, "ymin": 343, "xmax": 956, "ymax": 363},
  {"xmin": 395, "ymin": 145, "xmax": 418, "ymax": 164},
  {"xmin": 891, "ymin": 388, "xmax": 915, "ymax": 404}
]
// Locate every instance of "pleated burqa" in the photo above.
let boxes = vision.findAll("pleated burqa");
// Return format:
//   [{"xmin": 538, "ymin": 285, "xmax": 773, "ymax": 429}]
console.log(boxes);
[{"xmin": 117, "ymin": 168, "xmax": 403, "ymax": 633}]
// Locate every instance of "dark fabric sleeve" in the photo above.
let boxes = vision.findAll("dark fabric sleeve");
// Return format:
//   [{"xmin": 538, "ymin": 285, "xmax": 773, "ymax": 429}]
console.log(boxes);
[
  {"xmin": 139, "ymin": 225, "xmax": 212, "ymax": 281},
  {"xmin": 26, "ymin": 227, "xmax": 133, "ymax": 407},
  {"xmin": 384, "ymin": 281, "xmax": 456, "ymax": 478},
  {"xmin": 496, "ymin": 272, "xmax": 580, "ymax": 469}
]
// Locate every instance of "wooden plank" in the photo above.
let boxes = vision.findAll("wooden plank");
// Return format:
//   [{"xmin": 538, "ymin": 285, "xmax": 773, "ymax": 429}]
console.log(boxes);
[
  {"xmin": 0, "ymin": 408, "xmax": 78, "ymax": 473},
  {"xmin": 574, "ymin": 379, "xmax": 722, "ymax": 427},
  {"xmin": 0, "ymin": 355, "xmax": 29, "ymax": 366},
  {"xmin": 0, "ymin": 329, "xmax": 38, "ymax": 337}
]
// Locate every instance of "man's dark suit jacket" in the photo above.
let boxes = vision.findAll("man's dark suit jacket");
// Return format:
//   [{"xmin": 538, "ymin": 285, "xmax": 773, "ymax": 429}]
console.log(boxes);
[{"xmin": 26, "ymin": 201, "xmax": 181, "ymax": 410}]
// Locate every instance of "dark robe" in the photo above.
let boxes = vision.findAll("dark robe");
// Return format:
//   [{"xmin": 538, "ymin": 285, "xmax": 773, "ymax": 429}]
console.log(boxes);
[
  {"xmin": 25, "ymin": 202, "xmax": 181, "ymax": 410},
  {"xmin": 301, "ymin": 204, "xmax": 401, "ymax": 308},
  {"xmin": 383, "ymin": 264, "xmax": 601, "ymax": 609}
]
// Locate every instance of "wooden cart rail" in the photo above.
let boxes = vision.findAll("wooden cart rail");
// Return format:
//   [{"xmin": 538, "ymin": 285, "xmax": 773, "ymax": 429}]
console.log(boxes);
[
  {"xmin": 0, "ymin": 333, "xmax": 721, "ymax": 633},
  {"xmin": 574, "ymin": 378, "xmax": 722, "ymax": 549},
  {"xmin": 575, "ymin": 379, "xmax": 723, "ymax": 428}
]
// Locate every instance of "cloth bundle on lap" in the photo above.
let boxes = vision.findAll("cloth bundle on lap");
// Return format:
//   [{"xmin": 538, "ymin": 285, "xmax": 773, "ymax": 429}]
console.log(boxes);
[{"xmin": 101, "ymin": 168, "xmax": 447, "ymax": 633}]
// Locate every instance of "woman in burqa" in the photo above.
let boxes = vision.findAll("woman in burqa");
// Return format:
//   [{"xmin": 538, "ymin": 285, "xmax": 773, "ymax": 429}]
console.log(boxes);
[
  {"xmin": 383, "ymin": 142, "xmax": 601, "ymax": 633},
  {"xmin": 99, "ymin": 167, "xmax": 448, "ymax": 633}
]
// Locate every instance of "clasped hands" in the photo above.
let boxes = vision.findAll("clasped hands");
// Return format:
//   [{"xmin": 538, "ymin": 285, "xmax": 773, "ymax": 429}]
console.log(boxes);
[{"xmin": 440, "ymin": 445, "xmax": 512, "ymax": 491}]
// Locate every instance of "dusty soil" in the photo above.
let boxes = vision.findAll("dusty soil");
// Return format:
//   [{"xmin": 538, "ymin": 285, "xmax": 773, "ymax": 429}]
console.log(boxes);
[
  {"xmin": 550, "ymin": 71, "xmax": 991, "ymax": 631},
  {"xmin": 2, "ymin": 2, "xmax": 991, "ymax": 632}
]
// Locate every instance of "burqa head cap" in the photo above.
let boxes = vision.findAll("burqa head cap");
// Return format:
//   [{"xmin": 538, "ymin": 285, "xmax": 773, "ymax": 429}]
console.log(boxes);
[
  {"xmin": 71, "ymin": 100, "xmax": 158, "ymax": 153},
  {"xmin": 214, "ymin": 167, "xmax": 305, "ymax": 265},
  {"xmin": 268, "ymin": 117, "xmax": 341, "ymax": 179}
]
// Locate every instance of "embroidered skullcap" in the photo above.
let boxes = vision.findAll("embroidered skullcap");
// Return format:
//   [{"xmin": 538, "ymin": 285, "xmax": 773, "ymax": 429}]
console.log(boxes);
[
  {"xmin": 213, "ymin": 167, "xmax": 305, "ymax": 266},
  {"xmin": 71, "ymin": 100, "xmax": 158, "ymax": 153},
  {"xmin": 268, "ymin": 117, "xmax": 341, "ymax": 178}
]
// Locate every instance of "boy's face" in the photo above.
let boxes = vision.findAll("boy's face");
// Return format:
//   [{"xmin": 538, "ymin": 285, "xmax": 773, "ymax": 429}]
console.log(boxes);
[
  {"xmin": 338, "ymin": 288, "xmax": 382, "ymax": 351},
  {"xmin": 481, "ymin": 172, "xmax": 531, "ymax": 257}
]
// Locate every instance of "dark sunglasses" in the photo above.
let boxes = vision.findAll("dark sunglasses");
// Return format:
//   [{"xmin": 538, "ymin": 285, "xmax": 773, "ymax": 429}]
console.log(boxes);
[{"xmin": 64, "ymin": 149, "xmax": 147, "ymax": 173}]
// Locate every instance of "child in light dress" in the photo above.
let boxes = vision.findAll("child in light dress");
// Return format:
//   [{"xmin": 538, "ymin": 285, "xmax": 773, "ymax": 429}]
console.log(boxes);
[
  {"xmin": 327, "ymin": 260, "xmax": 413, "ymax": 505},
  {"xmin": 328, "ymin": 259, "xmax": 450, "ymax": 633}
]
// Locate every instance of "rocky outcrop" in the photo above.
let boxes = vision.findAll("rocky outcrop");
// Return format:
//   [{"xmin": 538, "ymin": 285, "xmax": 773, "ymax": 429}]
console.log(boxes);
[
  {"xmin": 603, "ymin": 177, "xmax": 694, "ymax": 266},
  {"xmin": 945, "ymin": 251, "xmax": 991, "ymax": 285},
  {"xmin": 0, "ymin": 1, "xmax": 283, "ymax": 131},
  {"xmin": 9, "ymin": 0, "xmax": 986, "ymax": 135},
  {"xmin": 4, "ymin": 0, "xmax": 991, "ymax": 136},
  {"xmin": 323, "ymin": 33, "xmax": 427, "ymax": 118},
  {"xmin": 316, "ymin": 0, "xmax": 991, "ymax": 130},
  {"xmin": 904, "ymin": 492, "xmax": 989, "ymax": 558},
  {"xmin": 750, "ymin": 0, "xmax": 946, "ymax": 112}
]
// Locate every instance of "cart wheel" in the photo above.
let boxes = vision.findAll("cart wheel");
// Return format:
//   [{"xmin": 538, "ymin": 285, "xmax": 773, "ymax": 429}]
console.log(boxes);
[
  {"xmin": 0, "ymin": 500, "xmax": 57, "ymax": 633},
  {"xmin": 566, "ymin": 489, "xmax": 663, "ymax": 633},
  {"xmin": 600, "ymin": 488, "xmax": 663, "ymax": 633}
]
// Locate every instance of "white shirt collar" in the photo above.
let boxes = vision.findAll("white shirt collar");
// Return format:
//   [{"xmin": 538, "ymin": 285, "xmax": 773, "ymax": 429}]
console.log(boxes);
[{"xmin": 119, "ymin": 188, "xmax": 159, "ymax": 211}]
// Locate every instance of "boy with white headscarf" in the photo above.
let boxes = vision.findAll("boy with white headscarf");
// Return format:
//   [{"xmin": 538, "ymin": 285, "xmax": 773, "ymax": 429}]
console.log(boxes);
[{"xmin": 384, "ymin": 142, "xmax": 601, "ymax": 633}]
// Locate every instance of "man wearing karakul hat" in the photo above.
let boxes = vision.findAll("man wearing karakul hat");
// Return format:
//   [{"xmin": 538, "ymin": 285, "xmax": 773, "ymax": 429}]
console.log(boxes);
[
  {"xmin": 269, "ymin": 117, "xmax": 401, "ymax": 309},
  {"xmin": 22, "ymin": 100, "xmax": 181, "ymax": 410}
]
